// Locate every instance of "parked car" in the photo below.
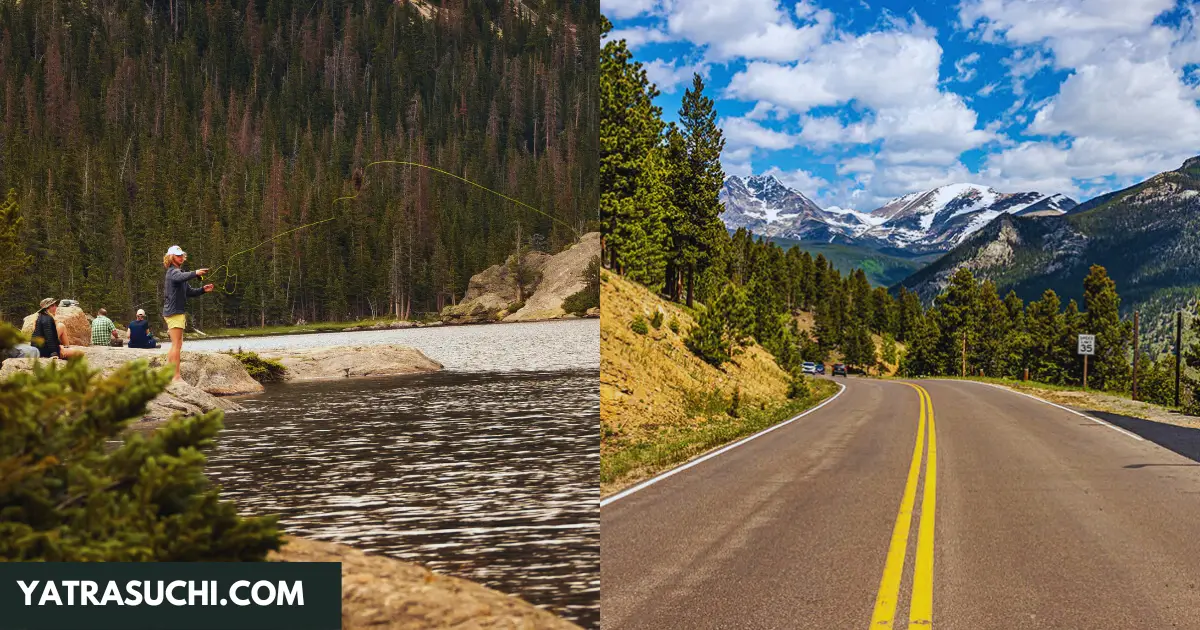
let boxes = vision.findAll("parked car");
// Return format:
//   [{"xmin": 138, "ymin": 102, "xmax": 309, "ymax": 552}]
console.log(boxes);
[
  {"xmin": 815, "ymin": 362, "xmax": 825, "ymax": 375},
  {"xmin": 832, "ymin": 363, "xmax": 847, "ymax": 377},
  {"xmin": 802, "ymin": 362, "xmax": 816, "ymax": 375}
]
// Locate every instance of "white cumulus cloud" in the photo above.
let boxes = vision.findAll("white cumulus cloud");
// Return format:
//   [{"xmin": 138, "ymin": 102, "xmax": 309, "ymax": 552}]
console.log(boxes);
[
  {"xmin": 601, "ymin": 0, "xmax": 662, "ymax": 20},
  {"xmin": 661, "ymin": 0, "xmax": 833, "ymax": 62},
  {"xmin": 605, "ymin": 26, "xmax": 673, "ymax": 49},
  {"xmin": 642, "ymin": 59, "xmax": 709, "ymax": 94}
]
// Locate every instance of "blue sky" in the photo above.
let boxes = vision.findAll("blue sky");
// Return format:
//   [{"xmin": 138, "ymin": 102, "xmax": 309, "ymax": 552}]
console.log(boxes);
[{"xmin": 602, "ymin": 0, "xmax": 1200, "ymax": 210}]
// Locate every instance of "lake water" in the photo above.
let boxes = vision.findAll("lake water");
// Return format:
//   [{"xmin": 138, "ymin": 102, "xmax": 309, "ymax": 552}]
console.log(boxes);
[{"xmin": 194, "ymin": 320, "xmax": 599, "ymax": 627}]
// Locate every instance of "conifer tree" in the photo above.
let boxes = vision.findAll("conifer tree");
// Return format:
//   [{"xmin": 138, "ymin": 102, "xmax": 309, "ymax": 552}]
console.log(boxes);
[
  {"xmin": 685, "ymin": 284, "xmax": 752, "ymax": 367},
  {"xmin": 901, "ymin": 313, "xmax": 940, "ymax": 377},
  {"xmin": 1026, "ymin": 290, "xmax": 1067, "ymax": 383},
  {"xmin": 932, "ymin": 268, "xmax": 980, "ymax": 375},
  {"xmin": 882, "ymin": 332, "xmax": 898, "ymax": 366},
  {"xmin": 896, "ymin": 286, "xmax": 923, "ymax": 343},
  {"xmin": 621, "ymin": 145, "xmax": 671, "ymax": 290},
  {"xmin": 671, "ymin": 74, "xmax": 725, "ymax": 307},
  {"xmin": 766, "ymin": 315, "xmax": 802, "ymax": 373},
  {"xmin": 871, "ymin": 286, "xmax": 896, "ymax": 335},
  {"xmin": 843, "ymin": 321, "xmax": 876, "ymax": 373},
  {"xmin": 1063, "ymin": 299, "xmax": 1086, "ymax": 385},
  {"xmin": 1184, "ymin": 311, "xmax": 1200, "ymax": 413},
  {"xmin": 0, "ymin": 323, "xmax": 280, "ymax": 560},
  {"xmin": 3, "ymin": 1, "xmax": 597, "ymax": 324},
  {"xmin": 600, "ymin": 16, "xmax": 664, "ymax": 274},
  {"xmin": 662, "ymin": 124, "xmax": 688, "ymax": 300},
  {"xmin": 0, "ymin": 189, "xmax": 30, "ymax": 319},
  {"xmin": 848, "ymin": 269, "xmax": 873, "ymax": 328},
  {"xmin": 1139, "ymin": 352, "xmax": 1178, "ymax": 407},
  {"xmin": 1082, "ymin": 265, "xmax": 1131, "ymax": 391},
  {"xmin": 973, "ymin": 280, "xmax": 1010, "ymax": 377}
]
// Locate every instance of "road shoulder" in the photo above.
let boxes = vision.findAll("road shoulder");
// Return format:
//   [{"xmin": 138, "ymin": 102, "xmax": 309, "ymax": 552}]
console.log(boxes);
[{"xmin": 601, "ymin": 378, "xmax": 843, "ymax": 500}]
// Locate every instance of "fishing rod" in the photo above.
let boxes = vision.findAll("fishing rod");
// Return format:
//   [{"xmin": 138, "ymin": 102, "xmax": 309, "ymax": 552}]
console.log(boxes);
[{"xmin": 204, "ymin": 160, "xmax": 577, "ymax": 296}]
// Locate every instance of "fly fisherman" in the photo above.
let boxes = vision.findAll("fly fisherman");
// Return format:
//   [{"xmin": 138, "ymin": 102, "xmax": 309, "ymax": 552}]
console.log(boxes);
[{"xmin": 162, "ymin": 245, "xmax": 213, "ymax": 381}]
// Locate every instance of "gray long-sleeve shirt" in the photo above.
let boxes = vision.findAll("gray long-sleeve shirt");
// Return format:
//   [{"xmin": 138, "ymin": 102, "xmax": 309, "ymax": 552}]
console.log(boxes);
[{"xmin": 163, "ymin": 267, "xmax": 206, "ymax": 316}]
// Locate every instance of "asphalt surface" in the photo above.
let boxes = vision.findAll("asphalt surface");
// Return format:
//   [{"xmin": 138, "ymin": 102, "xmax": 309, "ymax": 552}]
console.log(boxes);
[{"xmin": 600, "ymin": 377, "xmax": 1200, "ymax": 629}]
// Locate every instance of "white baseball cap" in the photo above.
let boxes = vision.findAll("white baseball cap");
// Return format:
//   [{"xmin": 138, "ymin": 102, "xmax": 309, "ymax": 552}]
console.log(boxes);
[
  {"xmin": 136, "ymin": 309, "xmax": 146, "ymax": 317},
  {"xmin": 166, "ymin": 245, "xmax": 185, "ymax": 256}
]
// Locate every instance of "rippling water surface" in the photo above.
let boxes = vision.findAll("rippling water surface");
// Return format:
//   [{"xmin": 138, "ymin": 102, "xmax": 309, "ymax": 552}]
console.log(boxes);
[
  {"xmin": 201, "ymin": 320, "xmax": 599, "ymax": 627},
  {"xmin": 187, "ymin": 319, "xmax": 598, "ymax": 373}
]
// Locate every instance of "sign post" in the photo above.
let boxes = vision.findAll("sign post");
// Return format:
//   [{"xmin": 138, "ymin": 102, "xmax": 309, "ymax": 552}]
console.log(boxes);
[{"xmin": 1078, "ymin": 334, "xmax": 1095, "ymax": 390}]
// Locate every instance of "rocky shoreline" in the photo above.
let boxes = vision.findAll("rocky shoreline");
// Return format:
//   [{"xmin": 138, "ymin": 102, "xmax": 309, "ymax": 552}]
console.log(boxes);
[
  {"xmin": 272, "ymin": 537, "xmax": 581, "ymax": 630},
  {"xmin": 0, "ymin": 344, "xmax": 442, "ymax": 422}
]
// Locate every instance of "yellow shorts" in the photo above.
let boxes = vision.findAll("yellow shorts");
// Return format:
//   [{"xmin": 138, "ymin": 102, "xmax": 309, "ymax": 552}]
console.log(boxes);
[{"xmin": 164, "ymin": 314, "xmax": 186, "ymax": 330}]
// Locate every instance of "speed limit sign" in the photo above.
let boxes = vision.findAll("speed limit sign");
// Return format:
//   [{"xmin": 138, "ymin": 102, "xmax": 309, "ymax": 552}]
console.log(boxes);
[{"xmin": 1078, "ymin": 334, "xmax": 1095, "ymax": 355}]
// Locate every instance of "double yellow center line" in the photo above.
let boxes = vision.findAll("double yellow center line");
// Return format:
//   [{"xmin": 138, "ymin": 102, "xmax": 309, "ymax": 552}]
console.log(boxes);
[{"xmin": 869, "ymin": 383, "xmax": 937, "ymax": 628}]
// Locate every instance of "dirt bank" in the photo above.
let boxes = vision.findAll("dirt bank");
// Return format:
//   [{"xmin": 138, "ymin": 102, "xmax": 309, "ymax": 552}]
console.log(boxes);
[{"xmin": 271, "ymin": 537, "xmax": 580, "ymax": 629}]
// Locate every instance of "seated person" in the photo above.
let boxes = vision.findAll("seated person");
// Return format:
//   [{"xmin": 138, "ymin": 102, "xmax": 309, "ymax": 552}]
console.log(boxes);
[
  {"xmin": 2, "ymin": 342, "xmax": 38, "ymax": 362},
  {"xmin": 127, "ymin": 309, "xmax": 159, "ymax": 349},
  {"xmin": 91, "ymin": 307, "xmax": 116, "ymax": 346},
  {"xmin": 32, "ymin": 298, "xmax": 83, "ymax": 359}
]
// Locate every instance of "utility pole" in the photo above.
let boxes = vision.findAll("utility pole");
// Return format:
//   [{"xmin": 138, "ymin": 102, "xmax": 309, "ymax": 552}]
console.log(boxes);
[
  {"xmin": 1176, "ymin": 310, "xmax": 1184, "ymax": 408},
  {"xmin": 1132, "ymin": 311, "xmax": 1140, "ymax": 401},
  {"xmin": 961, "ymin": 331, "xmax": 967, "ymax": 378}
]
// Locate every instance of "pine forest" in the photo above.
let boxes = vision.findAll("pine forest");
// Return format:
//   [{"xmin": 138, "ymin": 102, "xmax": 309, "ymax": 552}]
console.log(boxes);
[{"xmin": 0, "ymin": 0, "xmax": 599, "ymax": 326}]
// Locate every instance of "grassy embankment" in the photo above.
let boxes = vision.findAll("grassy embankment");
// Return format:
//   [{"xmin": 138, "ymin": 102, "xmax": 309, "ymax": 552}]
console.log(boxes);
[
  {"xmin": 924, "ymin": 375, "xmax": 1199, "ymax": 428},
  {"xmin": 601, "ymin": 272, "xmax": 839, "ymax": 496}
]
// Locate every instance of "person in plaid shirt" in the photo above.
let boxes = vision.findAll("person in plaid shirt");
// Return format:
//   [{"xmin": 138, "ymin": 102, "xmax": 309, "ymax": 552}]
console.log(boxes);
[{"xmin": 90, "ymin": 308, "xmax": 118, "ymax": 346}]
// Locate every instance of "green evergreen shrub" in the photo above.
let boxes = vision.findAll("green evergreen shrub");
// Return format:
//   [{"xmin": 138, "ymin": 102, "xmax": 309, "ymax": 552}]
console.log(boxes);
[
  {"xmin": 685, "ymin": 285, "xmax": 752, "ymax": 367},
  {"xmin": 788, "ymin": 371, "xmax": 811, "ymax": 399},
  {"xmin": 228, "ymin": 350, "xmax": 287, "ymax": 383},
  {"xmin": 650, "ymin": 311, "xmax": 663, "ymax": 329},
  {"xmin": 630, "ymin": 315, "xmax": 649, "ymax": 335},
  {"xmin": 0, "ymin": 323, "xmax": 280, "ymax": 560},
  {"xmin": 564, "ymin": 258, "xmax": 602, "ymax": 315}
]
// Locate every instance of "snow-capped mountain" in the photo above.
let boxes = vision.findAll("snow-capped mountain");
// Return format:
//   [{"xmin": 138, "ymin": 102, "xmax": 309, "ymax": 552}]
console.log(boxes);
[
  {"xmin": 718, "ymin": 175, "xmax": 846, "ymax": 241},
  {"xmin": 861, "ymin": 184, "xmax": 1078, "ymax": 251},
  {"xmin": 719, "ymin": 176, "xmax": 1077, "ymax": 253}
]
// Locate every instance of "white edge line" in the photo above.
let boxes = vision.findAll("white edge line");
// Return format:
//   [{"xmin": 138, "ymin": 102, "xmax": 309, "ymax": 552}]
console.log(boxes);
[
  {"xmin": 931, "ymin": 379, "xmax": 1144, "ymax": 442},
  {"xmin": 600, "ymin": 382, "xmax": 848, "ymax": 508}
]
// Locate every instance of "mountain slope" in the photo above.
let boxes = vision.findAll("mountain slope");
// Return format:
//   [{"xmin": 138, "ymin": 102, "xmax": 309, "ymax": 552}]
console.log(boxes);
[
  {"xmin": 600, "ymin": 271, "xmax": 842, "ymax": 493},
  {"xmin": 860, "ymin": 184, "xmax": 1077, "ymax": 252},
  {"xmin": 719, "ymin": 176, "xmax": 1075, "ymax": 253},
  {"xmin": 895, "ymin": 157, "xmax": 1200, "ymax": 351},
  {"xmin": 719, "ymin": 175, "xmax": 861, "ymax": 242},
  {"xmin": 768, "ymin": 237, "xmax": 941, "ymax": 287}
]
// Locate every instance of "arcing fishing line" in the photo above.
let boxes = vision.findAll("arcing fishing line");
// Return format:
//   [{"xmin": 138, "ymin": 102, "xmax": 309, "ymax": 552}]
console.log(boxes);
[{"xmin": 204, "ymin": 161, "xmax": 574, "ymax": 295}]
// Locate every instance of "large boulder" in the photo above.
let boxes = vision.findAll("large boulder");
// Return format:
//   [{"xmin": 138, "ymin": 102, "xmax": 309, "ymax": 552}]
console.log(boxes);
[
  {"xmin": 21, "ymin": 304, "xmax": 93, "ymax": 347},
  {"xmin": 507, "ymin": 232, "xmax": 600, "ymax": 322},
  {"xmin": 51, "ymin": 347, "xmax": 265, "ymax": 396},
  {"xmin": 440, "ymin": 250, "xmax": 552, "ymax": 324},
  {"xmin": 440, "ymin": 233, "xmax": 601, "ymax": 325},
  {"xmin": 261, "ymin": 345, "xmax": 443, "ymax": 381},
  {"xmin": 0, "ymin": 350, "xmax": 248, "ymax": 424},
  {"xmin": 270, "ymin": 537, "xmax": 580, "ymax": 630},
  {"xmin": 178, "ymin": 351, "xmax": 265, "ymax": 395},
  {"xmin": 144, "ymin": 380, "xmax": 244, "ymax": 423}
]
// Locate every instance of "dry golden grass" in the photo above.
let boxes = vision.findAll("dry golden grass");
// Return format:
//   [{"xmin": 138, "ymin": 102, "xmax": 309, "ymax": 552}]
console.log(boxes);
[{"xmin": 601, "ymin": 272, "xmax": 837, "ymax": 494}]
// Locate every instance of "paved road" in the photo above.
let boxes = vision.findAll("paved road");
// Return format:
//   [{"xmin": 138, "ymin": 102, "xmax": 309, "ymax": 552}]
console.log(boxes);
[{"xmin": 601, "ymin": 378, "xmax": 1200, "ymax": 629}]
